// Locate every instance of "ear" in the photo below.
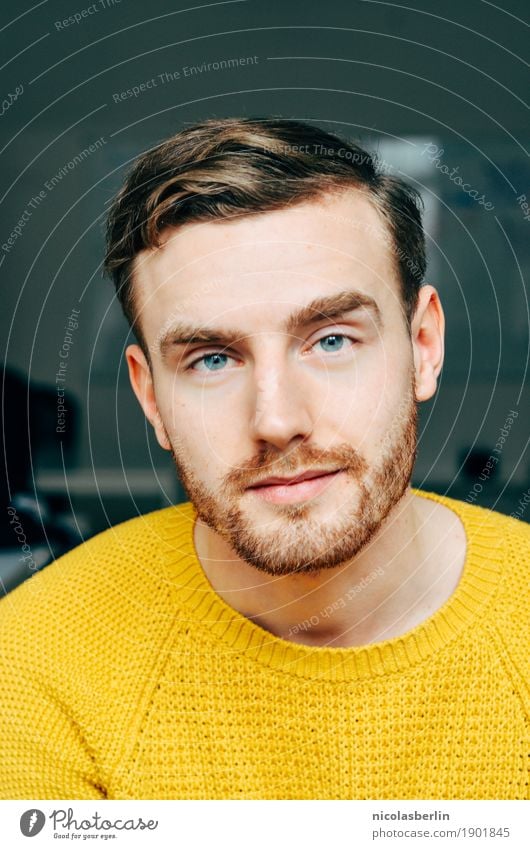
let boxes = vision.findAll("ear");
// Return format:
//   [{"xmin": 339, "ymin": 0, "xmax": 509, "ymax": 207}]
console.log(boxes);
[
  {"xmin": 125, "ymin": 344, "xmax": 172, "ymax": 451},
  {"xmin": 410, "ymin": 285, "xmax": 445, "ymax": 402}
]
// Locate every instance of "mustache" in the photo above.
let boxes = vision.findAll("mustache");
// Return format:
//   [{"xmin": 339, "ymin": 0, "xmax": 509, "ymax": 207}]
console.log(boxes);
[{"xmin": 223, "ymin": 443, "xmax": 368, "ymax": 493}]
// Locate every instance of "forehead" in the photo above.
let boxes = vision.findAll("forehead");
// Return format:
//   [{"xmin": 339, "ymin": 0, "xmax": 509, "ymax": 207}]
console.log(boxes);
[{"xmin": 133, "ymin": 190, "xmax": 401, "ymax": 339}]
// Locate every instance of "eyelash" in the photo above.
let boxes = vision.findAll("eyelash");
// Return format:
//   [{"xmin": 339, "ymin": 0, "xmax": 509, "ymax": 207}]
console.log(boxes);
[{"xmin": 185, "ymin": 332, "xmax": 359, "ymax": 372}]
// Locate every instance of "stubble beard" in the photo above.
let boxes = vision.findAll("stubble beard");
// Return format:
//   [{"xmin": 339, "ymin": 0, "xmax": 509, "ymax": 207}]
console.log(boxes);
[{"xmin": 167, "ymin": 389, "xmax": 417, "ymax": 577}]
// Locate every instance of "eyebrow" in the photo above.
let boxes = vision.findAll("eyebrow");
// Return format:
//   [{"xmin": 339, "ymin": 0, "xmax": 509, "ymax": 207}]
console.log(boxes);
[{"xmin": 158, "ymin": 289, "xmax": 382, "ymax": 359}]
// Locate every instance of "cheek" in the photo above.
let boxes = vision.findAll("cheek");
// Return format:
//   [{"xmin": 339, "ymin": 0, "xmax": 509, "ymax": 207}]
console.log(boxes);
[
  {"xmin": 336, "ymin": 357, "xmax": 413, "ymax": 451},
  {"xmin": 157, "ymin": 392, "xmax": 243, "ymax": 475},
  {"xmin": 155, "ymin": 391, "xmax": 187, "ymax": 439}
]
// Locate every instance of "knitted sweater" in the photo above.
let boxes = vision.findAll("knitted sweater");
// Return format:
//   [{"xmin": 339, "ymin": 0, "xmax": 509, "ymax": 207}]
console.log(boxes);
[{"xmin": 0, "ymin": 490, "xmax": 528, "ymax": 800}]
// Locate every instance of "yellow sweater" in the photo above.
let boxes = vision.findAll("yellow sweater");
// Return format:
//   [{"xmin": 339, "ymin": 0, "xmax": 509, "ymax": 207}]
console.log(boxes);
[{"xmin": 0, "ymin": 490, "xmax": 528, "ymax": 800}]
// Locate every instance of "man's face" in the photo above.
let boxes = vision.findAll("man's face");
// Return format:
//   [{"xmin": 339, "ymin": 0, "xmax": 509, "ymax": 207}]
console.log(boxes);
[{"xmin": 130, "ymin": 190, "xmax": 420, "ymax": 575}]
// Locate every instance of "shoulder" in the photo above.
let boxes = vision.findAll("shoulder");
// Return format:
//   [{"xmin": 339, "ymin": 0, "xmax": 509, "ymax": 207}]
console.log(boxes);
[
  {"xmin": 416, "ymin": 489, "xmax": 529, "ymax": 699},
  {"xmin": 414, "ymin": 488, "xmax": 530, "ymax": 551},
  {"xmin": 414, "ymin": 488, "xmax": 529, "ymax": 619},
  {"xmin": 0, "ymin": 503, "xmax": 195, "ymax": 797},
  {"xmin": 0, "ymin": 502, "xmax": 196, "ymax": 667}
]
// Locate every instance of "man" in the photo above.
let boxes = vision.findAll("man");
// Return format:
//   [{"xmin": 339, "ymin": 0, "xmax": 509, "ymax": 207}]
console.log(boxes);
[{"xmin": 0, "ymin": 118, "xmax": 528, "ymax": 800}]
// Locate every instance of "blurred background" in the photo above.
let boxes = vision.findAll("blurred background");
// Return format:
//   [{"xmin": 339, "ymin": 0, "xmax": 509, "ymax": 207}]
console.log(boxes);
[{"xmin": 1, "ymin": 0, "xmax": 528, "ymax": 594}]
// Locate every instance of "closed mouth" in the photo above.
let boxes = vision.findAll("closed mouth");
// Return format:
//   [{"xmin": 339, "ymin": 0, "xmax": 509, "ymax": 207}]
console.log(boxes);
[{"xmin": 247, "ymin": 469, "xmax": 342, "ymax": 489}]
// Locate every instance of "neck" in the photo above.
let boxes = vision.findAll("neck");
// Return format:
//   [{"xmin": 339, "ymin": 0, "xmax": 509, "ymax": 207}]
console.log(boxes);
[{"xmin": 193, "ymin": 488, "xmax": 467, "ymax": 647}]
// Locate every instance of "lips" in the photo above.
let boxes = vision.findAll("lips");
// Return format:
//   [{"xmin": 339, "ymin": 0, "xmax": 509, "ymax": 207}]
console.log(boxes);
[{"xmin": 248, "ymin": 469, "xmax": 341, "ymax": 489}]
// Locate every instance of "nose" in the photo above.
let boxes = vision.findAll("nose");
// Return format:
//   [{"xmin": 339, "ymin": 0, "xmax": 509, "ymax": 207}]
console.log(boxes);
[{"xmin": 250, "ymin": 364, "xmax": 313, "ymax": 451}]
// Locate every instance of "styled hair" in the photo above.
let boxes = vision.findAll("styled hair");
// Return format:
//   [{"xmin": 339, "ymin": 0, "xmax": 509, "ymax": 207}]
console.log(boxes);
[{"xmin": 104, "ymin": 117, "xmax": 426, "ymax": 356}]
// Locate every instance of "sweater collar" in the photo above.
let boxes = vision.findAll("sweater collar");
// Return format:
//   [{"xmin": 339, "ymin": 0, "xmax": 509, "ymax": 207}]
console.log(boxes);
[{"xmin": 161, "ymin": 489, "xmax": 504, "ymax": 681}]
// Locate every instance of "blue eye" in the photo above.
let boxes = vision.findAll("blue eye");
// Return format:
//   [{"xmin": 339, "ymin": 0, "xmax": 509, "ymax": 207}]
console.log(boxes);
[
  {"xmin": 193, "ymin": 353, "xmax": 229, "ymax": 371},
  {"xmin": 317, "ymin": 334, "xmax": 345, "ymax": 352}
]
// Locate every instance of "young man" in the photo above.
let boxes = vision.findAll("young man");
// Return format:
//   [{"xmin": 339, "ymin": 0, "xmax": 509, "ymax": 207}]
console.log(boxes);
[{"xmin": 0, "ymin": 118, "xmax": 528, "ymax": 800}]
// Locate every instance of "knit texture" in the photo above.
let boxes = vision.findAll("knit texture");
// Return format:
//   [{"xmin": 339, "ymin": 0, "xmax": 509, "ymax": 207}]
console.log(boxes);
[{"xmin": 0, "ymin": 489, "xmax": 528, "ymax": 800}]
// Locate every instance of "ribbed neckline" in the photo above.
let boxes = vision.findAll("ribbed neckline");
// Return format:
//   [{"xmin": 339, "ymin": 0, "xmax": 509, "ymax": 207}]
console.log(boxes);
[{"xmin": 161, "ymin": 490, "xmax": 504, "ymax": 682}]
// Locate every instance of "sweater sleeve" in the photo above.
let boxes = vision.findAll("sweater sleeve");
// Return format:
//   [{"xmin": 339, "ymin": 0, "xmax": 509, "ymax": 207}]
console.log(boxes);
[
  {"xmin": 0, "ymin": 650, "xmax": 106, "ymax": 800},
  {"xmin": 0, "ymin": 509, "xmax": 182, "ymax": 801},
  {"xmin": 0, "ymin": 572, "xmax": 107, "ymax": 801},
  {"xmin": 487, "ymin": 515, "xmax": 530, "ymax": 724}
]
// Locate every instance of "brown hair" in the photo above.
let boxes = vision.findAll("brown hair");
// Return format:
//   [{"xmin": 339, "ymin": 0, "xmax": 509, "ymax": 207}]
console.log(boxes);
[{"xmin": 104, "ymin": 117, "xmax": 426, "ymax": 356}]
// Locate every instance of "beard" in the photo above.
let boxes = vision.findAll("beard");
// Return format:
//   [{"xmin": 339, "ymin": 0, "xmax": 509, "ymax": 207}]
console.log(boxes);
[{"xmin": 166, "ymin": 383, "xmax": 417, "ymax": 577}]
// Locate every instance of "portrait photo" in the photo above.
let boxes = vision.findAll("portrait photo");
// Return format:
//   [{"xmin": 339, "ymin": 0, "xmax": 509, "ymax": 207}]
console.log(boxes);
[{"xmin": 0, "ymin": 0, "xmax": 528, "ymax": 839}]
